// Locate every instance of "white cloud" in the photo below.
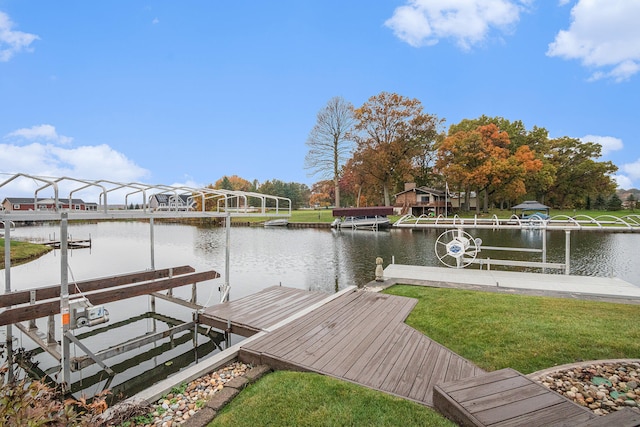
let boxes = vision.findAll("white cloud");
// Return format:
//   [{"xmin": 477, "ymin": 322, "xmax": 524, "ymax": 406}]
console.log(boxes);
[
  {"xmin": 579, "ymin": 134, "xmax": 623, "ymax": 156},
  {"xmin": 152, "ymin": 17, "xmax": 159, "ymax": 24},
  {"xmin": 0, "ymin": 130, "xmax": 150, "ymax": 201},
  {"xmin": 0, "ymin": 142, "xmax": 149, "ymax": 181},
  {"xmin": 613, "ymin": 174, "xmax": 633, "ymax": 189},
  {"xmin": 6, "ymin": 124, "xmax": 73, "ymax": 145},
  {"xmin": 385, "ymin": 0, "xmax": 530, "ymax": 50},
  {"xmin": 621, "ymin": 158, "xmax": 640, "ymax": 181},
  {"xmin": 547, "ymin": 0, "xmax": 640, "ymax": 82},
  {"xmin": 0, "ymin": 11, "xmax": 39, "ymax": 62}
]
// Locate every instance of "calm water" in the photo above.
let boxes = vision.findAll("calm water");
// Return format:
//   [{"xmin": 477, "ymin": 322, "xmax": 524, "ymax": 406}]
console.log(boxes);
[{"xmin": 2, "ymin": 222, "xmax": 639, "ymax": 398}]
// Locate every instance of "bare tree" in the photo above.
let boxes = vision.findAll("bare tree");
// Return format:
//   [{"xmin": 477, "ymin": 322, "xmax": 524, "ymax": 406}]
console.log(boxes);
[{"xmin": 304, "ymin": 96, "xmax": 354, "ymax": 208}]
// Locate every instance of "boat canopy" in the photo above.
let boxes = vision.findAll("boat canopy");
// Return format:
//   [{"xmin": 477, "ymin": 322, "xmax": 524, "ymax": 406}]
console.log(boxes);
[
  {"xmin": 332, "ymin": 206, "xmax": 394, "ymax": 217},
  {"xmin": 512, "ymin": 201, "xmax": 549, "ymax": 211}
]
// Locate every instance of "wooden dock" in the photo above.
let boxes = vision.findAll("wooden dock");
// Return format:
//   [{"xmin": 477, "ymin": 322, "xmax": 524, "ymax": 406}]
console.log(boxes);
[
  {"xmin": 216, "ymin": 287, "xmax": 485, "ymax": 406},
  {"xmin": 198, "ymin": 286, "xmax": 331, "ymax": 336},
  {"xmin": 42, "ymin": 238, "xmax": 92, "ymax": 249}
]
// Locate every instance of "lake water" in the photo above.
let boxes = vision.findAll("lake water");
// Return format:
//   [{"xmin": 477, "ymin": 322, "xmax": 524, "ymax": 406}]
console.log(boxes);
[{"xmin": 2, "ymin": 221, "xmax": 639, "ymax": 398}]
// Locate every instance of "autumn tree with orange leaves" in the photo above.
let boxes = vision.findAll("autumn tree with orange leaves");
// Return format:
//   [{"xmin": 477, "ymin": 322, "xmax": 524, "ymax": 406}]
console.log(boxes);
[
  {"xmin": 436, "ymin": 123, "xmax": 542, "ymax": 212},
  {"xmin": 350, "ymin": 92, "xmax": 442, "ymax": 206}
]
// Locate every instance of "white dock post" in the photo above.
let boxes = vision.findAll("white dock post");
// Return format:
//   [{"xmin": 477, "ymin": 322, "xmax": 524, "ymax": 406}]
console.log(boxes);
[
  {"xmin": 150, "ymin": 216, "xmax": 155, "ymax": 270},
  {"xmin": 60, "ymin": 212, "xmax": 71, "ymax": 391},
  {"xmin": 565, "ymin": 229, "xmax": 571, "ymax": 275},
  {"xmin": 4, "ymin": 220, "xmax": 14, "ymax": 383},
  {"xmin": 221, "ymin": 212, "xmax": 231, "ymax": 303}
]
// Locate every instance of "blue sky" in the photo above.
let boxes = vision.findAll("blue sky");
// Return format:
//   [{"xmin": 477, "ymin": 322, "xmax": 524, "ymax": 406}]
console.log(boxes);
[{"xmin": 1, "ymin": 0, "xmax": 640, "ymax": 199}]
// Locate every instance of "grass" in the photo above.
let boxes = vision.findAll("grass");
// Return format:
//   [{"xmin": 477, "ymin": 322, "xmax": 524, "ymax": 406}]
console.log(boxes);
[
  {"xmin": 383, "ymin": 285, "xmax": 640, "ymax": 373},
  {"xmin": 210, "ymin": 371, "xmax": 455, "ymax": 427},
  {"xmin": 0, "ymin": 238, "xmax": 52, "ymax": 269},
  {"xmin": 234, "ymin": 209, "xmax": 402, "ymax": 224}
]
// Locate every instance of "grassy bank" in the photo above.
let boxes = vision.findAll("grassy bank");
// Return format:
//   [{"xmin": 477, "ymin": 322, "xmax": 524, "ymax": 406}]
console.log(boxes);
[
  {"xmin": 0, "ymin": 238, "xmax": 52, "ymax": 269},
  {"xmin": 384, "ymin": 285, "xmax": 640, "ymax": 373},
  {"xmin": 210, "ymin": 371, "xmax": 454, "ymax": 427}
]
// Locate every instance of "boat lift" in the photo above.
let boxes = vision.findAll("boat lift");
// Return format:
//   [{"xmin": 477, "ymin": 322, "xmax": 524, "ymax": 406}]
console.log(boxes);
[{"xmin": 0, "ymin": 172, "xmax": 291, "ymax": 392}]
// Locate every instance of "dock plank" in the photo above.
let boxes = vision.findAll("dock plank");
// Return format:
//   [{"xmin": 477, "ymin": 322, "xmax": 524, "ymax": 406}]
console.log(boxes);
[
  {"xmin": 341, "ymin": 297, "xmax": 418, "ymax": 381},
  {"xmin": 434, "ymin": 368, "xmax": 600, "ymax": 427},
  {"xmin": 199, "ymin": 286, "xmax": 329, "ymax": 334},
  {"xmin": 407, "ymin": 338, "xmax": 441, "ymax": 402},
  {"xmin": 394, "ymin": 334, "xmax": 431, "ymax": 397},
  {"xmin": 279, "ymin": 293, "xmax": 378, "ymax": 364},
  {"xmin": 258, "ymin": 291, "xmax": 363, "ymax": 356},
  {"xmin": 306, "ymin": 294, "xmax": 407, "ymax": 371}
]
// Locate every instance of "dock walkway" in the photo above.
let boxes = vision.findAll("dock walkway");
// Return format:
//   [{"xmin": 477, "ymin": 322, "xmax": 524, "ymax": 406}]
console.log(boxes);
[
  {"xmin": 233, "ymin": 287, "xmax": 485, "ymax": 406},
  {"xmin": 198, "ymin": 286, "xmax": 331, "ymax": 337}
]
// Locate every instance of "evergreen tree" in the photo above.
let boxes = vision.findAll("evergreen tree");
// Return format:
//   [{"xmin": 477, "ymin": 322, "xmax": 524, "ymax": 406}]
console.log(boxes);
[
  {"xmin": 607, "ymin": 193, "xmax": 622, "ymax": 211},
  {"xmin": 593, "ymin": 194, "xmax": 607, "ymax": 210}
]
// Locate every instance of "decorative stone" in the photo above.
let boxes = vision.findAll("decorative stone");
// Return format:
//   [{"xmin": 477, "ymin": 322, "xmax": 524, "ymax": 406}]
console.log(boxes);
[{"xmin": 535, "ymin": 362, "xmax": 640, "ymax": 416}]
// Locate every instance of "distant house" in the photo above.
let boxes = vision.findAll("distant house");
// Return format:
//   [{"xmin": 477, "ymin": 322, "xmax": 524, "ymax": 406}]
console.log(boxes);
[
  {"xmin": 149, "ymin": 194, "xmax": 194, "ymax": 211},
  {"xmin": 394, "ymin": 183, "xmax": 451, "ymax": 216},
  {"xmin": 448, "ymin": 191, "xmax": 478, "ymax": 211},
  {"xmin": 1, "ymin": 197, "xmax": 91, "ymax": 212}
]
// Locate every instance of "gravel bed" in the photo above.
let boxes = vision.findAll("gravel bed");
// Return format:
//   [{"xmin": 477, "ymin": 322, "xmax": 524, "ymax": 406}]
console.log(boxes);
[
  {"xmin": 537, "ymin": 361, "xmax": 640, "ymax": 415},
  {"xmin": 136, "ymin": 361, "xmax": 250, "ymax": 427}
]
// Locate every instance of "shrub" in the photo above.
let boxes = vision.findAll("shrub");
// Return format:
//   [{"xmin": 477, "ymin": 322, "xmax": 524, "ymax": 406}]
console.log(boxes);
[{"xmin": 1, "ymin": 345, "xmax": 109, "ymax": 426}]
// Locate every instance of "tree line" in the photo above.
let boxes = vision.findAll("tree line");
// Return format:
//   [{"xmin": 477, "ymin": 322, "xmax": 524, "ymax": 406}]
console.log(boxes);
[
  {"xmin": 304, "ymin": 92, "xmax": 621, "ymax": 211},
  {"xmin": 197, "ymin": 175, "xmax": 310, "ymax": 210}
]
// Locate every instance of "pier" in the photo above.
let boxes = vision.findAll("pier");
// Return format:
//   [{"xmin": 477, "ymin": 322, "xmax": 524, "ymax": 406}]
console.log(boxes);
[
  {"xmin": 199, "ymin": 285, "xmax": 485, "ymax": 407},
  {"xmin": 42, "ymin": 238, "xmax": 92, "ymax": 249}
]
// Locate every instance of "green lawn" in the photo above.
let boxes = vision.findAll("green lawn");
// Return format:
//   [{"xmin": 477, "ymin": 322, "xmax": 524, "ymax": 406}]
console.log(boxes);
[
  {"xmin": 210, "ymin": 371, "xmax": 455, "ymax": 427},
  {"xmin": 383, "ymin": 285, "xmax": 640, "ymax": 373},
  {"xmin": 0, "ymin": 238, "xmax": 52, "ymax": 269}
]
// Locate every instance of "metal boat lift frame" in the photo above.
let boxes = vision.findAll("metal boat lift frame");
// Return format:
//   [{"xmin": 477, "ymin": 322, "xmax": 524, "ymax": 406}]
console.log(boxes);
[{"xmin": 1, "ymin": 172, "xmax": 291, "ymax": 391}]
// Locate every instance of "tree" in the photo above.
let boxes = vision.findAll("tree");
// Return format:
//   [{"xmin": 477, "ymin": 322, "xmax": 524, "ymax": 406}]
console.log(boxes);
[
  {"xmin": 545, "ymin": 137, "xmax": 617, "ymax": 208},
  {"xmin": 607, "ymin": 193, "xmax": 623, "ymax": 211},
  {"xmin": 447, "ymin": 116, "xmax": 555, "ymax": 205},
  {"xmin": 304, "ymin": 97, "xmax": 355, "ymax": 208},
  {"xmin": 351, "ymin": 92, "xmax": 442, "ymax": 206},
  {"xmin": 310, "ymin": 180, "xmax": 334, "ymax": 208},
  {"xmin": 214, "ymin": 175, "xmax": 254, "ymax": 191},
  {"xmin": 593, "ymin": 194, "xmax": 607, "ymax": 210},
  {"xmin": 258, "ymin": 180, "xmax": 310, "ymax": 210},
  {"xmin": 436, "ymin": 123, "xmax": 542, "ymax": 212}
]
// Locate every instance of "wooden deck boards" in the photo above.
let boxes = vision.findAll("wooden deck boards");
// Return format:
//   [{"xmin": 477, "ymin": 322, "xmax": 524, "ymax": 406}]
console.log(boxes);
[
  {"xmin": 238, "ymin": 289, "xmax": 485, "ymax": 407},
  {"xmin": 433, "ymin": 368, "xmax": 603, "ymax": 426},
  {"xmin": 198, "ymin": 286, "xmax": 329, "ymax": 335}
]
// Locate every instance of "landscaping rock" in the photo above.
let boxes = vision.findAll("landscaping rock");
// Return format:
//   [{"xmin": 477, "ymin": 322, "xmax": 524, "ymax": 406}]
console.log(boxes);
[{"xmin": 537, "ymin": 361, "xmax": 640, "ymax": 416}]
